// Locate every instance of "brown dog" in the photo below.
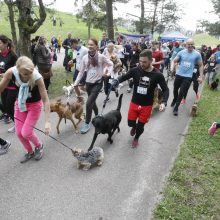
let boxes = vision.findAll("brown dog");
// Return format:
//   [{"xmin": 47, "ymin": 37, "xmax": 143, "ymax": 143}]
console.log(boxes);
[
  {"xmin": 50, "ymin": 96, "xmax": 84, "ymax": 134},
  {"xmin": 152, "ymin": 87, "xmax": 163, "ymax": 113},
  {"xmin": 190, "ymin": 101, "xmax": 198, "ymax": 117}
]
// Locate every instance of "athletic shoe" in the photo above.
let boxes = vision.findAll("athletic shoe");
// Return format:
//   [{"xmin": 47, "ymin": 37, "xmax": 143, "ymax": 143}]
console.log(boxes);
[
  {"xmin": 181, "ymin": 99, "xmax": 186, "ymax": 105},
  {"xmin": 130, "ymin": 127, "xmax": 136, "ymax": 136},
  {"xmin": 171, "ymin": 100, "xmax": 176, "ymax": 107},
  {"xmin": 8, "ymin": 125, "xmax": 15, "ymax": 133},
  {"xmin": 127, "ymin": 88, "xmax": 132, "ymax": 93},
  {"xmin": 208, "ymin": 122, "xmax": 217, "ymax": 136},
  {"xmin": 80, "ymin": 123, "xmax": 90, "ymax": 134},
  {"xmin": 20, "ymin": 152, "xmax": 34, "ymax": 163},
  {"xmin": 0, "ymin": 140, "xmax": 11, "ymax": 155},
  {"xmin": 4, "ymin": 116, "xmax": 12, "ymax": 124},
  {"xmin": 173, "ymin": 105, "xmax": 178, "ymax": 116},
  {"xmin": 132, "ymin": 139, "xmax": 139, "ymax": 148},
  {"xmin": 34, "ymin": 144, "xmax": 44, "ymax": 160}
]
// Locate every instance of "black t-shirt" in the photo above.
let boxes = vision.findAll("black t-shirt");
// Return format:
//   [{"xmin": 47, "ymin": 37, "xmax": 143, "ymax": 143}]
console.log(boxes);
[
  {"xmin": 0, "ymin": 51, "xmax": 17, "ymax": 87},
  {"xmin": 140, "ymin": 43, "xmax": 147, "ymax": 51},
  {"xmin": 11, "ymin": 75, "xmax": 41, "ymax": 103},
  {"xmin": 119, "ymin": 67, "xmax": 169, "ymax": 106},
  {"xmin": 129, "ymin": 49, "xmax": 141, "ymax": 68},
  {"xmin": 207, "ymin": 60, "xmax": 216, "ymax": 72}
]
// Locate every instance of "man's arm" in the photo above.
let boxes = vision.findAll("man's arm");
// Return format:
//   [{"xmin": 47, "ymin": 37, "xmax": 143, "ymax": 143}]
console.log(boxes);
[{"xmin": 158, "ymin": 74, "xmax": 169, "ymax": 106}]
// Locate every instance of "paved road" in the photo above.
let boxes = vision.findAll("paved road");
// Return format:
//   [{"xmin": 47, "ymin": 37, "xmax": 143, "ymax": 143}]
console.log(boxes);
[{"xmin": 0, "ymin": 70, "xmax": 198, "ymax": 220}]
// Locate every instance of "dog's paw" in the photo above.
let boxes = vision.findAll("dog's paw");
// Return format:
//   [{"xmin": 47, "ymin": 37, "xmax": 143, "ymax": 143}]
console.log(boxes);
[{"xmin": 107, "ymin": 138, "xmax": 113, "ymax": 144}]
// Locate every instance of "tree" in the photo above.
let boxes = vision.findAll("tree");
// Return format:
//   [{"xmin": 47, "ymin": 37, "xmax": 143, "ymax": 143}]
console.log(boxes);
[{"xmin": 4, "ymin": 0, "xmax": 47, "ymax": 57}]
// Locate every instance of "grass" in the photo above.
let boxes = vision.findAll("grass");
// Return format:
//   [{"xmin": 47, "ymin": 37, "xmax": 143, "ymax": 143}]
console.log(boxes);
[
  {"xmin": 193, "ymin": 33, "xmax": 220, "ymax": 47},
  {"xmin": 154, "ymin": 82, "xmax": 220, "ymax": 219},
  {"xmin": 48, "ymin": 67, "xmax": 73, "ymax": 99},
  {"xmin": 0, "ymin": 3, "xmax": 130, "ymax": 42}
]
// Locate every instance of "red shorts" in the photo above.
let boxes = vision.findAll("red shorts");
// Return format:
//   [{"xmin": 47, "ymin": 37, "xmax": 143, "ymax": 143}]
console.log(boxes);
[{"xmin": 128, "ymin": 102, "xmax": 152, "ymax": 124}]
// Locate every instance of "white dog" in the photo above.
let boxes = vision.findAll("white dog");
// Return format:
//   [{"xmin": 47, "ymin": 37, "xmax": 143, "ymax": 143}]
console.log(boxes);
[{"xmin": 63, "ymin": 84, "xmax": 74, "ymax": 97}]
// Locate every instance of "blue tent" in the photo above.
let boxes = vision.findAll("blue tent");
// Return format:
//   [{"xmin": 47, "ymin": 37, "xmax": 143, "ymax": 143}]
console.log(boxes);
[
  {"xmin": 160, "ymin": 32, "xmax": 188, "ymax": 42},
  {"xmin": 117, "ymin": 32, "xmax": 151, "ymax": 42}
]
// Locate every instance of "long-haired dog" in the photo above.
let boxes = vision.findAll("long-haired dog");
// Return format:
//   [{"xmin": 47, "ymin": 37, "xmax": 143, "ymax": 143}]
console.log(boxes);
[
  {"xmin": 88, "ymin": 94, "xmax": 123, "ymax": 151},
  {"xmin": 152, "ymin": 87, "xmax": 163, "ymax": 113},
  {"xmin": 71, "ymin": 147, "xmax": 104, "ymax": 170},
  {"xmin": 50, "ymin": 96, "xmax": 84, "ymax": 134},
  {"xmin": 190, "ymin": 101, "xmax": 198, "ymax": 117}
]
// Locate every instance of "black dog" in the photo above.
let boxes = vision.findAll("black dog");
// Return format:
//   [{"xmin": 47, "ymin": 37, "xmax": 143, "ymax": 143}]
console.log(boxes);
[
  {"xmin": 88, "ymin": 94, "xmax": 123, "ymax": 151},
  {"xmin": 210, "ymin": 79, "xmax": 219, "ymax": 90}
]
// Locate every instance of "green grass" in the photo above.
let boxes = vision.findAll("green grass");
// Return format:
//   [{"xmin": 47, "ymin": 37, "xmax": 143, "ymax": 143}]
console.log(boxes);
[
  {"xmin": 0, "ymin": 3, "xmax": 130, "ymax": 42},
  {"xmin": 154, "ymin": 83, "xmax": 220, "ymax": 219},
  {"xmin": 193, "ymin": 33, "xmax": 220, "ymax": 47},
  {"xmin": 48, "ymin": 67, "xmax": 73, "ymax": 99}
]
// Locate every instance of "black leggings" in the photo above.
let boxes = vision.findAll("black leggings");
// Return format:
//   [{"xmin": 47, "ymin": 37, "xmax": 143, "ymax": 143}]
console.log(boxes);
[
  {"xmin": 120, "ymin": 58, "xmax": 128, "ymax": 71},
  {"xmin": 44, "ymin": 78, "xmax": 51, "ymax": 91},
  {"xmin": 85, "ymin": 82, "xmax": 102, "ymax": 124},
  {"xmin": 0, "ymin": 138, "xmax": 6, "ymax": 145},
  {"xmin": 183, "ymin": 74, "xmax": 199, "ymax": 99},
  {"xmin": 128, "ymin": 120, "xmax": 145, "ymax": 140},
  {"xmin": 1, "ymin": 89, "xmax": 17, "ymax": 121},
  {"xmin": 173, "ymin": 75, "xmax": 192, "ymax": 108}
]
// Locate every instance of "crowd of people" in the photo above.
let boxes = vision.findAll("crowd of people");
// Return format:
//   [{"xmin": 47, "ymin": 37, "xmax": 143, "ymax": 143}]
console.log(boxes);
[{"xmin": 0, "ymin": 31, "xmax": 220, "ymax": 160}]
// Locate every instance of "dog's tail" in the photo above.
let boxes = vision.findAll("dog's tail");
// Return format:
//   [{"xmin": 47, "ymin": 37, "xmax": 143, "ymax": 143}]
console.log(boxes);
[{"xmin": 116, "ymin": 94, "xmax": 123, "ymax": 111}]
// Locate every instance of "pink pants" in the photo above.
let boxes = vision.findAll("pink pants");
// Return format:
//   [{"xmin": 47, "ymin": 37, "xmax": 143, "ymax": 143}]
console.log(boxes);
[{"xmin": 14, "ymin": 100, "xmax": 42, "ymax": 153}]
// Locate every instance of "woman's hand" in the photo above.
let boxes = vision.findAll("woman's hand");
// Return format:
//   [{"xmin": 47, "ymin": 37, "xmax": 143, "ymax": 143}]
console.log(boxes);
[{"xmin": 45, "ymin": 121, "xmax": 51, "ymax": 135}]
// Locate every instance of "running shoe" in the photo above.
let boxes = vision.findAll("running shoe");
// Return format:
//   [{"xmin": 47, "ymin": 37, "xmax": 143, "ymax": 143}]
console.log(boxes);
[
  {"xmin": 34, "ymin": 144, "xmax": 44, "ymax": 160},
  {"xmin": 20, "ymin": 152, "xmax": 34, "ymax": 163},
  {"xmin": 132, "ymin": 139, "xmax": 139, "ymax": 148},
  {"xmin": 80, "ymin": 123, "xmax": 90, "ymax": 134},
  {"xmin": 0, "ymin": 140, "xmax": 11, "ymax": 155},
  {"xmin": 8, "ymin": 125, "xmax": 15, "ymax": 133},
  {"xmin": 130, "ymin": 127, "xmax": 136, "ymax": 136},
  {"xmin": 208, "ymin": 122, "xmax": 217, "ymax": 136}
]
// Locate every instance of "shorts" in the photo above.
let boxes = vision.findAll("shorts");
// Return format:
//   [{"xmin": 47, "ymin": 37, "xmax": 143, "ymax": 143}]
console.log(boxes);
[{"xmin": 128, "ymin": 102, "xmax": 152, "ymax": 124}]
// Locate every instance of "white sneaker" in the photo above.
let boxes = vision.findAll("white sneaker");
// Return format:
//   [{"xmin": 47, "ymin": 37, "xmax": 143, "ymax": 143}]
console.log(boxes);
[{"xmin": 8, "ymin": 126, "xmax": 15, "ymax": 133}]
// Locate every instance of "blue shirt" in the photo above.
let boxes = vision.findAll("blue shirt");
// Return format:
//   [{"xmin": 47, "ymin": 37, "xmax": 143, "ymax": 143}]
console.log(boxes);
[
  {"xmin": 215, "ymin": 51, "xmax": 220, "ymax": 64},
  {"xmin": 175, "ymin": 49, "xmax": 202, "ymax": 78}
]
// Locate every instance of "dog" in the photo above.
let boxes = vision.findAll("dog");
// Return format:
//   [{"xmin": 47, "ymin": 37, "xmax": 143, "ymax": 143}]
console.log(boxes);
[
  {"xmin": 71, "ymin": 147, "xmax": 104, "ymax": 170},
  {"xmin": 63, "ymin": 85, "xmax": 74, "ymax": 97},
  {"xmin": 190, "ymin": 101, "xmax": 198, "ymax": 117},
  {"xmin": 88, "ymin": 94, "xmax": 123, "ymax": 151},
  {"xmin": 152, "ymin": 87, "xmax": 163, "ymax": 112},
  {"xmin": 210, "ymin": 79, "xmax": 219, "ymax": 90},
  {"xmin": 50, "ymin": 96, "xmax": 84, "ymax": 134}
]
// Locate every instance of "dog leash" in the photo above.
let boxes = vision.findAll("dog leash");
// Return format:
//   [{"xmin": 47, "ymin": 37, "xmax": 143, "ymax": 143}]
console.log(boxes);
[
  {"xmin": 100, "ymin": 84, "xmax": 113, "ymax": 115},
  {"xmin": 14, "ymin": 116, "xmax": 73, "ymax": 152}
]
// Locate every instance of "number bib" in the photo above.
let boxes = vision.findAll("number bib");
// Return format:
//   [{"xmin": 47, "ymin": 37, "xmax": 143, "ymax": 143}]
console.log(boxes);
[
  {"xmin": 137, "ymin": 76, "xmax": 150, "ymax": 95},
  {"xmin": 137, "ymin": 86, "xmax": 147, "ymax": 95}
]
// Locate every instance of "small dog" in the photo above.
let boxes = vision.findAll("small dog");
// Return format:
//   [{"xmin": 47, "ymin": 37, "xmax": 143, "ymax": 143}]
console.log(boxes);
[
  {"xmin": 63, "ymin": 84, "xmax": 74, "ymax": 97},
  {"xmin": 210, "ymin": 79, "xmax": 219, "ymax": 90},
  {"xmin": 88, "ymin": 94, "xmax": 123, "ymax": 151},
  {"xmin": 50, "ymin": 96, "xmax": 84, "ymax": 134},
  {"xmin": 71, "ymin": 147, "xmax": 104, "ymax": 170},
  {"xmin": 190, "ymin": 101, "xmax": 198, "ymax": 117},
  {"xmin": 152, "ymin": 87, "xmax": 163, "ymax": 112}
]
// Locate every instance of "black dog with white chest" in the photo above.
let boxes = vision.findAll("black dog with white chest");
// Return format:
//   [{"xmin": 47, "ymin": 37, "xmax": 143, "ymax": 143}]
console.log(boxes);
[{"xmin": 88, "ymin": 94, "xmax": 123, "ymax": 151}]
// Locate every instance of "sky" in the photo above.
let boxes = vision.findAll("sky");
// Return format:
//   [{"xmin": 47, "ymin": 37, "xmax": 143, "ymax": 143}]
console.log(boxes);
[{"xmin": 44, "ymin": 0, "xmax": 219, "ymax": 31}]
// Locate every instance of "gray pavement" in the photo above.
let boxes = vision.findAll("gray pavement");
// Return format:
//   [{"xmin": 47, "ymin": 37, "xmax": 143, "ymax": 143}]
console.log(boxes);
[{"xmin": 0, "ymin": 72, "xmax": 198, "ymax": 220}]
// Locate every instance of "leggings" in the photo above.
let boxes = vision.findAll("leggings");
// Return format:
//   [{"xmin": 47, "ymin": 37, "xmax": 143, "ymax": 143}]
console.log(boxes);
[
  {"xmin": 14, "ymin": 100, "xmax": 42, "ymax": 153},
  {"xmin": 128, "ymin": 120, "xmax": 145, "ymax": 140},
  {"xmin": 85, "ymin": 82, "xmax": 102, "ymax": 124},
  {"xmin": 183, "ymin": 73, "xmax": 199, "ymax": 99},
  {"xmin": 173, "ymin": 75, "xmax": 192, "ymax": 108},
  {"xmin": 0, "ymin": 138, "xmax": 6, "ymax": 145},
  {"xmin": 1, "ymin": 89, "xmax": 17, "ymax": 121}
]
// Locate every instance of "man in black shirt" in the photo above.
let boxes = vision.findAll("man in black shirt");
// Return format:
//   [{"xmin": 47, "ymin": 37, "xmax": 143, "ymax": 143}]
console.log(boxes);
[{"xmin": 112, "ymin": 49, "xmax": 169, "ymax": 148}]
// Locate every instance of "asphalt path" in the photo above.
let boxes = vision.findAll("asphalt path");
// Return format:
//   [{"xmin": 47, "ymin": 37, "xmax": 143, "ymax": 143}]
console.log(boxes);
[{"xmin": 0, "ymin": 68, "xmax": 199, "ymax": 220}]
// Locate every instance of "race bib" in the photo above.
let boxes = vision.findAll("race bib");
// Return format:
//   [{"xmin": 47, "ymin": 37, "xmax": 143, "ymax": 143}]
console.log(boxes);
[
  {"xmin": 137, "ymin": 86, "xmax": 147, "ymax": 95},
  {"xmin": 90, "ymin": 67, "xmax": 96, "ymax": 76},
  {"xmin": 183, "ymin": 61, "xmax": 191, "ymax": 69},
  {"xmin": 109, "ymin": 78, "xmax": 113, "ymax": 83},
  {"xmin": 210, "ymin": 63, "xmax": 214, "ymax": 67}
]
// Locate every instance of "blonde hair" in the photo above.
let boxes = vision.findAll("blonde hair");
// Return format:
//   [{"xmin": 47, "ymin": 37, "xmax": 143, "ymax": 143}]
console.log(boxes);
[
  {"xmin": 16, "ymin": 56, "xmax": 35, "ymax": 89},
  {"xmin": 107, "ymin": 42, "xmax": 115, "ymax": 49}
]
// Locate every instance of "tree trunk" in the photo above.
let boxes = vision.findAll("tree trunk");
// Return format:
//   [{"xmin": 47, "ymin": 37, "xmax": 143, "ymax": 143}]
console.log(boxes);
[
  {"xmin": 151, "ymin": 0, "xmax": 159, "ymax": 37},
  {"xmin": 4, "ymin": 0, "xmax": 18, "ymax": 48},
  {"xmin": 16, "ymin": 0, "xmax": 46, "ymax": 57},
  {"xmin": 140, "ymin": 0, "xmax": 145, "ymax": 34},
  {"xmin": 88, "ymin": 22, "xmax": 91, "ymax": 39},
  {"xmin": 105, "ymin": 0, "xmax": 114, "ymax": 40}
]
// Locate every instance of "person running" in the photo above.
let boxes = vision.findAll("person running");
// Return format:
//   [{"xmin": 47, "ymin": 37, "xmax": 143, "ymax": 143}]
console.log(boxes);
[
  {"xmin": 62, "ymin": 32, "xmax": 72, "ymax": 72},
  {"xmin": 0, "ymin": 138, "xmax": 11, "ymax": 155},
  {"xmin": 205, "ymin": 54, "xmax": 217, "ymax": 86},
  {"xmin": 151, "ymin": 41, "xmax": 164, "ymax": 72},
  {"xmin": 208, "ymin": 122, "xmax": 220, "ymax": 136},
  {"xmin": 99, "ymin": 32, "xmax": 109, "ymax": 54},
  {"xmin": 161, "ymin": 43, "xmax": 171, "ymax": 72},
  {"xmin": 35, "ymin": 36, "xmax": 53, "ymax": 91},
  {"xmin": 111, "ymin": 49, "xmax": 169, "ymax": 148},
  {"xmin": 139, "ymin": 37, "xmax": 147, "ymax": 51},
  {"xmin": 57, "ymin": 35, "xmax": 62, "ymax": 53},
  {"xmin": 74, "ymin": 38, "xmax": 113, "ymax": 134},
  {"xmin": 127, "ymin": 42, "xmax": 141, "ymax": 93},
  {"xmin": 0, "ymin": 56, "xmax": 51, "ymax": 163},
  {"xmin": 0, "ymin": 35, "xmax": 17, "ymax": 133},
  {"xmin": 171, "ymin": 39, "xmax": 203, "ymax": 116}
]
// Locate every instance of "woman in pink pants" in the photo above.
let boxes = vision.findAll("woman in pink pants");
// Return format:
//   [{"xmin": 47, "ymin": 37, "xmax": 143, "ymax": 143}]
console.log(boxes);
[{"xmin": 0, "ymin": 56, "xmax": 51, "ymax": 163}]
